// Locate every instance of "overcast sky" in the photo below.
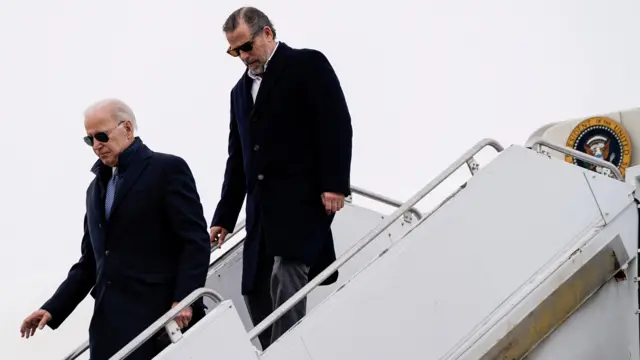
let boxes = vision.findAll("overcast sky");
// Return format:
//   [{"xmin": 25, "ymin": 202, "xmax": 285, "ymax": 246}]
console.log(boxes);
[{"xmin": 2, "ymin": 0, "xmax": 640, "ymax": 359}]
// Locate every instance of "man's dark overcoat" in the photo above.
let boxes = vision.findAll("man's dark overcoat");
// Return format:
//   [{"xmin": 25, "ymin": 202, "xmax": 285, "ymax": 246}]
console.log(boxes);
[
  {"xmin": 42, "ymin": 138, "xmax": 211, "ymax": 360},
  {"xmin": 211, "ymin": 42, "xmax": 353, "ymax": 295}
]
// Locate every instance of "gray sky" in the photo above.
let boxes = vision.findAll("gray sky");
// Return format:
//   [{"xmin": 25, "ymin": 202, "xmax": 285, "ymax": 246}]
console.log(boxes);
[{"xmin": 2, "ymin": 0, "xmax": 640, "ymax": 359}]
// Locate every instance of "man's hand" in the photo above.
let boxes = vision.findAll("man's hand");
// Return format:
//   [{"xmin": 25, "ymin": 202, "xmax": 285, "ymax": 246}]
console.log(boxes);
[
  {"xmin": 20, "ymin": 309, "xmax": 52, "ymax": 339},
  {"xmin": 209, "ymin": 226, "xmax": 229, "ymax": 247},
  {"xmin": 171, "ymin": 302, "xmax": 193, "ymax": 329},
  {"xmin": 321, "ymin": 192, "xmax": 345, "ymax": 214}
]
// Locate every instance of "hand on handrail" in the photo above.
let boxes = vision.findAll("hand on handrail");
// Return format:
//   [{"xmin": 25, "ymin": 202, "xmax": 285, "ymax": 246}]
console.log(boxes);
[
  {"xmin": 209, "ymin": 226, "xmax": 229, "ymax": 247},
  {"xmin": 109, "ymin": 288, "xmax": 223, "ymax": 360},
  {"xmin": 207, "ymin": 185, "xmax": 425, "ymax": 256}
]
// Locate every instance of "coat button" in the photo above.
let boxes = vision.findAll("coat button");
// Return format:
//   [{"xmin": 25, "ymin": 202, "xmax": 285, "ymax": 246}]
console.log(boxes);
[
  {"xmin": 257, "ymin": 174, "xmax": 264, "ymax": 180},
  {"xmin": 253, "ymin": 145, "xmax": 260, "ymax": 151},
  {"xmin": 105, "ymin": 250, "xmax": 110, "ymax": 256}
]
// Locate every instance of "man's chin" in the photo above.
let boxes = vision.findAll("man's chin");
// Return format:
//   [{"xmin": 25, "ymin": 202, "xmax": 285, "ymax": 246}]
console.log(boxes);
[
  {"xmin": 100, "ymin": 156, "xmax": 115, "ymax": 166},
  {"xmin": 248, "ymin": 64, "xmax": 263, "ymax": 74}
]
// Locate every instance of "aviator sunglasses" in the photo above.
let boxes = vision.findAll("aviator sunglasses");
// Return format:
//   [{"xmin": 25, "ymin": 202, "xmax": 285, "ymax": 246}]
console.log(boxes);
[
  {"xmin": 83, "ymin": 121, "xmax": 124, "ymax": 146},
  {"xmin": 226, "ymin": 32, "xmax": 260, "ymax": 57}
]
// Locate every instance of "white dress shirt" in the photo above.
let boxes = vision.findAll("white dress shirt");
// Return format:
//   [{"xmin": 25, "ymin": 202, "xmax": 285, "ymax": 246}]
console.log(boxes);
[{"xmin": 247, "ymin": 41, "xmax": 280, "ymax": 102}]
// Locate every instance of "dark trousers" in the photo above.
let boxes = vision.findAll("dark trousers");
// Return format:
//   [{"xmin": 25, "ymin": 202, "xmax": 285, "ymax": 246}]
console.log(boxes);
[{"xmin": 244, "ymin": 256, "xmax": 310, "ymax": 350}]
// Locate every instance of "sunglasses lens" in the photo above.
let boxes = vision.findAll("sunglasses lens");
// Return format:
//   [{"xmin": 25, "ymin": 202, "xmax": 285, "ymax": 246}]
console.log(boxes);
[
  {"xmin": 84, "ymin": 136, "xmax": 93, "ymax": 146},
  {"xmin": 227, "ymin": 40, "xmax": 254, "ymax": 57},
  {"xmin": 94, "ymin": 132, "xmax": 109, "ymax": 143},
  {"xmin": 239, "ymin": 43, "xmax": 253, "ymax": 53}
]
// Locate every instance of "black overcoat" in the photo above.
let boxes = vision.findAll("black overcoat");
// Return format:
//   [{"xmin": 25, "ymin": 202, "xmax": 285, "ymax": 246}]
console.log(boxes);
[
  {"xmin": 42, "ymin": 138, "xmax": 211, "ymax": 360},
  {"xmin": 211, "ymin": 43, "xmax": 353, "ymax": 295}
]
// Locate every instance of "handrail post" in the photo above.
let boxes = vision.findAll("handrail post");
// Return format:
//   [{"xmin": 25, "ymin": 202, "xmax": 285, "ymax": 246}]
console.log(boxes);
[
  {"xmin": 349, "ymin": 185, "xmax": 424, "ymax": 220},
  {"xmin": 108, "ymin": 288, "xmax": 224, "ymax": 360},
  {"xmin": 525, "ymin": 137, "xmax": 623, "ymax": 180},
  {"xmin": 247, "ymin": 138, "xmax": 504, "ymax": 341}
]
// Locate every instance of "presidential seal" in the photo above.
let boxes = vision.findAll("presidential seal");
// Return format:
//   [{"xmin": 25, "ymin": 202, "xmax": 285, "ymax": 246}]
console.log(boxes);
[{"xmin": 565, "ymin": 116, "xmax": 632, "ymax": 178}]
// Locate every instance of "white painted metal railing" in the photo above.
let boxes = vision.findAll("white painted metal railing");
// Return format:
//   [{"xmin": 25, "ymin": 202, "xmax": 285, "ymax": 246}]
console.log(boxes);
[
  {"xmin": 526, "ymin": 137, "xmax": 624, "ymax": 180},
  {"xmin": 247, "ymin": 138, "xmax": 505, "ymax": 342},
  {"xmin": 60, "ymin": 184, "xmax": 423, "ymax": 359},
  {"xmin": 109, "ymin": 288, "xmax": 223, "ymax": 360}
]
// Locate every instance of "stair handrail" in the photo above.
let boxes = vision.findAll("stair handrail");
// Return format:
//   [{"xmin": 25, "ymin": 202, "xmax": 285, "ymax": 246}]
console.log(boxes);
[
  {"xmin": 209, "ymin": 218, "xmax": 247, "ymax": 253},
  {"xmin": 61, "ymin": 288, "xmax": 222, "ymax": 360},
  {"xmin": 62, "ymin": 186, "xmax": 424, "ymax": 360},
  {"xmin": 526, "ymin": 137, "xmax": 623, "ymax": 181},
  {"xmin": 350, "ymin": 185, "xmax": 423, "ymax": 219},
  {"xmin": 247, "ymin": 138, "xmax": 504, "ymax": 341},
  {"xmin": 208, "ymin": 186, "xmax": 424, "ymax": 254},
  {"xmin": 61, "ymin": 339, "xmax": 89, "ymax": 360},
  {"xmin": 109, "ymin": 288, "xmax": 223, "ymax": 360}
]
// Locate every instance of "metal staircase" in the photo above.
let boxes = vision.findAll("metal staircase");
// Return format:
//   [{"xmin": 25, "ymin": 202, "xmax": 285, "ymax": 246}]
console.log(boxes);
[{"xmin": 62, "ymin": 135, "xmax": 640, "ymax": 360}]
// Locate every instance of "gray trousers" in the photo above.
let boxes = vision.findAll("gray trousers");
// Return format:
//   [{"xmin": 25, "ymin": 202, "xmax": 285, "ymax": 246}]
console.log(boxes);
[{"xmin": 244, "ymin": 256, "xmax": 310, "ymax": 350}]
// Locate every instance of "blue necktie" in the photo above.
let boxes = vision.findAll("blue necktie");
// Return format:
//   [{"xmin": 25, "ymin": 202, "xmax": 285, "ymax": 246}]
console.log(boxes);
[{"xmin": 105, "ymin": 168, "xmax": 119, "ymax": 220}]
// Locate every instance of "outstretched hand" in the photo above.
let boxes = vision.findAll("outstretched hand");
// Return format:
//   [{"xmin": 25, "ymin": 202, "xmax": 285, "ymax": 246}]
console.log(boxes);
[{"xmin": 20, "ymin": 309, "xmax": 52, "ymax": 339}]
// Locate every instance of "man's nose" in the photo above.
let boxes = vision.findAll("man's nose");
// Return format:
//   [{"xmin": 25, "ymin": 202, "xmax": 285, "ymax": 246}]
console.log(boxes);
[
  {"xmin": 240, "ymin": 51, "xmax": 251, "ymax": 62},
  {"xmin": 92, "ymin": 141, "xmax": 102, "ymax": 152}
]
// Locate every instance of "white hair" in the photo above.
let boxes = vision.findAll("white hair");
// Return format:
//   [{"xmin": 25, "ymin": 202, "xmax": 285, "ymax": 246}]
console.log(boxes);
[{"xmin": 84, "ymin": 98, "xmax": 138, "ymax": 130}]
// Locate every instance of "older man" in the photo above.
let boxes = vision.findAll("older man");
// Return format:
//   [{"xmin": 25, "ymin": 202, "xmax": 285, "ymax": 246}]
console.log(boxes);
[
  {"xmin": 210, "ymin": 7, "xmax": 353, "ymax": 349},
  {"xmin": 19, "ymin": 99, "xmax": 211, "ymax": 360}
]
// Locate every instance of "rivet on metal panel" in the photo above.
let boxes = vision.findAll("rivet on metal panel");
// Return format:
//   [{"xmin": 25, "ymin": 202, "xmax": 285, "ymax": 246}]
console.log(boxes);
[
  {"xmin": 403, "ymin": 212, "xmax": 413, "ymax": 223},
  {"xmin": 466, "ymin": 157, "xmax": 480, "ymax": 175},
  {"xmin": 535, "ymin": 144, "xmax": 551, "ymax": 158}
]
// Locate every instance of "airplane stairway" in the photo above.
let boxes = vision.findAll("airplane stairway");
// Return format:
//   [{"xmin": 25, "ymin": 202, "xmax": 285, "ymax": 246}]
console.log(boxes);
[
  {"xmin": 202, "ymin": 184, "xmax": 425, "ymax": 348},
  {"xmin": 63, "ymin": 137, "xmax": 640, "ymax": 360},
  {"xmin": 62, "ymin": 181, "xmax": 426, "ymax": 358}
]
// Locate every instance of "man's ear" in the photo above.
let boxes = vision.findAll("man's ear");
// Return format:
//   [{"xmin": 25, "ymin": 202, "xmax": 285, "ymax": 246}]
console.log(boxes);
[
  {"xmin": 264, "ymin": 26, "xmax": 274, "ymax": 40},
  {"xmin": 124, "ymin": 120, "xmax": 134, "ymax": 138}
]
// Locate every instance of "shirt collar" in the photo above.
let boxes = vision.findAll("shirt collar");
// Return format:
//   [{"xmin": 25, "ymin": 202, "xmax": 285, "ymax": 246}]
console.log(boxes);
[{"xmin": 247, "ymin": 41, "xmax": 280, "ymax": 80}]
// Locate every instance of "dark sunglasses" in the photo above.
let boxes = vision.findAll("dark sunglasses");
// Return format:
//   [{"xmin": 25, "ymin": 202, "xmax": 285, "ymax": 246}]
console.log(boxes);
[
  {"xmin": 227, "ymin": 33, "xmax": 260, "ymax": 57},
  {"xmin": 84, "ymin": 121, "xmax": 124, "ymax": 146}
]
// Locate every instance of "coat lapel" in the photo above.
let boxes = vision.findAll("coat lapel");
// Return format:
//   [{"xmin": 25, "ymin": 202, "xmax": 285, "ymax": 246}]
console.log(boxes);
[
  {"xmin": 240, "ymin": 72, "xmax": 254, "ymax": 118},
  {"xmin": 252, "ymin": 42, "xmax": 290, "ymax": 112},
  {"xmin": 87, "ymin": 165, "xmax": 108, "ymax": 251},
  {"xmin": 89, "ymin": 160, "xmax": 109, "ymax": 223},
  {"xmin": 89, "ymin": 179, "xmax": 104, "ymax": 222},
  {"xmin": 110, "ymin": 148, "xmax": 152, "ymax": 217}
]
